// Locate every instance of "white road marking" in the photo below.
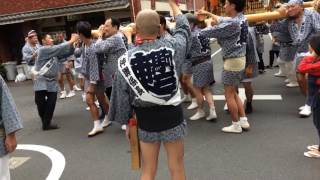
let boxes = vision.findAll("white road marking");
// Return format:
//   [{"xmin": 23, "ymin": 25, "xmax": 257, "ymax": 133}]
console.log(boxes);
[
  {"xmin": 9, "ymin": 157, "xmax": 30, "ymax": 169},
  {"xmin": 213, "ymin": 88, "xmax": 282, "ymax": 101},
  {"xmin": 17, "ymin": 144, "xmax": 65, "ymax": 180},
  {"xmin": 216, "ymin": 88, "xmax": 282, "ymax": 111}
]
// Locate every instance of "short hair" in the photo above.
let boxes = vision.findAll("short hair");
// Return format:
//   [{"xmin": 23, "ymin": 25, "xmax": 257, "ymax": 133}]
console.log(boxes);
[
  {"xmin": 109, "ymin": 18, "xmax": 120, "ymax": 30},
  {"xmin": 228, "ymin": 0, "xmax": 246, "ymax": 13},
  {"xmin": 76, "ymin": 21, "xmax": 92, "ymax": 38},
  {"xmin": 40, "ymin": 33, "xmax": 49, "ymax": 40},
  {"xmin": 136, "ymin": 10, "xmax": 160, "ymax": 36},
  {"xmin": 185, "ymin": 13, "xmax": 198, "ymax": 26},
  {"xmin": 310, "ymin": 33, "xmax": 320, "ymax": 56}
]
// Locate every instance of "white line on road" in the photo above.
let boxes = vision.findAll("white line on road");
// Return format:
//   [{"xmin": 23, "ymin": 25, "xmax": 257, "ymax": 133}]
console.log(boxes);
[
  {"xmin": 17, "ymin": 144, "xmax": 65, "ymax": 180},
  {"xmin": 218, "ymin": 88, "xmax": 282, "ymax": 111},
  {"xmin": 213, "ymin": 95, "xmax": 282, "ymax": 101}
]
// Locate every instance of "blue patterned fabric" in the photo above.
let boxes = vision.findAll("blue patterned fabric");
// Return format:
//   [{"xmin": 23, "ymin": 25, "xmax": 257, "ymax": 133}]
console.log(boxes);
[
  {"xmin": 108, "ymin": 14, "xmax": 191, "ymax": 126},
  {"xmin": 242, "ymin": 27, "xmax": 259, "ymax": 80},
  {"xmin": 77, "ymin": 43, "xmax": 100, "ymax": 82},
  {"xmin": 272, "ymin": 9, "xmax": 315, "ymax": 54},
  {"xmin": 94, "ymin": 33, "xmax": 127, "ymax": 88},
  {"xmin": 312, "ymin": 10, "xmax": 320, "ymax": 32},
  {"xmin": 138, "ymin": 120, "xmax": 187, "ymax": 143},
  {"xmin": 33, "ymin": 42, "xmax": 75, "ymax": 92},
  {"xmin": 0, "ymin": 76, "xmax": 23, "ymax": 157},
  {"xmin": 22, "ymin": 42, "xmax": 40, "ymax": 65},
  {"xmin": 201, "ymin": 13, "xmax": 247, "ymax": 60},
  {"xmin": 188, "ymin": 28, "xmax": 214, "ymax": 87}
]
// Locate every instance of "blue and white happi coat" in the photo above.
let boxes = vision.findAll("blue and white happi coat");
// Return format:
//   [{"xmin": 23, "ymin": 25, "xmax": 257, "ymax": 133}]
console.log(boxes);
[{"xmin": 108, "ymin": 14, "xmax": 191, "ymax": 125}]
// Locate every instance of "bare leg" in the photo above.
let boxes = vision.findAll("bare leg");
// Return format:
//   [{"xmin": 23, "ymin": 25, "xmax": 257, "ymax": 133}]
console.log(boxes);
[
  {"xmin": 86, "ymin": 92, "xmax": 99, "ymax": 121},
  {"xmin": 140, "ymin": 141, "xmax": 161, "ymax": 180},
  {"xmin": 224, "ymin": 85, "xmax": 240, "ymax": 122},
  {"xmin": 202, "ymin": 86, "xmax": 215, "ymax": 109},
  {"xmin": 164, "ymin": 139, "xmax": 186, "ymax": 180},
  {"xmin": 297, "ymin": 73, "xmax": 307, "ymax": 95},
  {"xmin": 58, "ymin": 73, "xmax": 65, "ymax": 91},
  {"xmin": 66, "ymin": 73, "xmax": 75, "ymax": 91}
]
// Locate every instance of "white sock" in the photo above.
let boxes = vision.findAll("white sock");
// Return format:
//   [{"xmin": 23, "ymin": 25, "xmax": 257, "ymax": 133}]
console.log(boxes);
[
  {"xmin": 240, "ymin": 117, "xmax": 248, "ymax": 121},
  {"xmin": 94, "ymin": 120, "xmax": 101, "ymax": 129}
]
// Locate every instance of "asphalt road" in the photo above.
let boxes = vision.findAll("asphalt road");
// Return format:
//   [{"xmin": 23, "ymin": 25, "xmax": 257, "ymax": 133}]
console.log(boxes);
[{"xmin": 6, "ymin": 38, "xmax": 320, "ymax": 180}]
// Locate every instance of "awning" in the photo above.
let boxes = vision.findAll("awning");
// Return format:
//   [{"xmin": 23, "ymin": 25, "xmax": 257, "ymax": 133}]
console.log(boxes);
[{"xmin": 0, "ymin": 0, "xmax": 129, "ymax": 25}]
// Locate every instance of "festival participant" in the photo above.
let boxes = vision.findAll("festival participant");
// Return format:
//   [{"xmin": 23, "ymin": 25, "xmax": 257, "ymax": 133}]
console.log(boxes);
[
  {"xmin": 108, "ymin": 0, "xmax": 190, "ymax": 179},
  {"xmin": 0, "ymin": 75, "xmax": 23, "ymax": 180},
  {"xmin": 242, "ymin": 26, "xmax": 259, "ymax": 114},
  {"xmin": 33, "ymin": 33, "xmax": 78, "ymax": 130},
  {"xmin": 94, "ymin": 18, "xmax": 128, "ymax": 130},
  {"xmin": 184, "ymin": 13, "xmax": 217, "ymax": 121},
  {"xmin": 298, "ymin": 33, "xmax": 320, "ymax": 158},
  {"xmin": 75, "ymin": 21, "xmax": 109, "ymax": 137},
  {"xmin": 275, "ymin": 0, "xmax": 316, "ymax": 117},
  {"xmin": 56, "ymin": 32, "xmax": 81, "ymax": 99},
  {"xmin": 22, "ymin": 30, "xmax": 40, "ymax": 79},
  {"xmin": 312, "ymin": 0, "xmax": 320, "ymax": 32},
  {"xmin": 198, "ymin": 0, "xmax": 250, "ymax": 133}
]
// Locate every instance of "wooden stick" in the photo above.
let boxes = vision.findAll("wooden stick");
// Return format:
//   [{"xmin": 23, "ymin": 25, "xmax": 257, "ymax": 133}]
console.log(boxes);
[
  {"xmin": 245, "ymin": 7, "xmax": 314, "ymax": 23},
  {"xmin": 129, "ymin": 118, "xmax": 140, "ymax": 170}
]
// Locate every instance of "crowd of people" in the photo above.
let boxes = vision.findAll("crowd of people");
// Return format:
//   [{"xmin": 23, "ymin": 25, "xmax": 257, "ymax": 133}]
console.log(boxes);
[{"xmin": 1, "ymin": 0, "xmax": 320, "ymax": 179}]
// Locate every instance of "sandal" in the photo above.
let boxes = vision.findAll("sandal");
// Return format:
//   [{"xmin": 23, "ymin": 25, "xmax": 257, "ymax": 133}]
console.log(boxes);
[
  {"xmin": 304, "ymin": 150, "xmax": 320, "ymax": 158},
  {"xmin": 307, "ymin": 145, "xmax": 319, "ymax": 151}
]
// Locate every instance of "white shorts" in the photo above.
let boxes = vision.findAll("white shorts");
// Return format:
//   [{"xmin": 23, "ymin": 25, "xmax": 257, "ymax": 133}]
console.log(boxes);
[{"xmin": 0, "ymin": 155, "xmax": 10, "ymax": 180}]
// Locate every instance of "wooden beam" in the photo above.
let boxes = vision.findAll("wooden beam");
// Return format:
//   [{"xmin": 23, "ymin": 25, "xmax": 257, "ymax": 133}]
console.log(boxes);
[
  {"xmin": 129, "ymin": 0, "xmax": 141, "ymax": 22},
  {"xmin": 151, "ymin": 0, "xmax": 156, "ymax": 10}
]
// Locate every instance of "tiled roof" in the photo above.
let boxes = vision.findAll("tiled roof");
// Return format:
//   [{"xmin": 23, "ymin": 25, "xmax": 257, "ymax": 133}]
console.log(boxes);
[{"xmin": 0, "ymin": 0, "xmax": 129, "ymax": 25}]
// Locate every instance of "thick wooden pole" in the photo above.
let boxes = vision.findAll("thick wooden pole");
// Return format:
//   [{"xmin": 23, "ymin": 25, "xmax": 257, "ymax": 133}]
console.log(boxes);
[
  {"xmin": 151, "ymin": 0, "xmax": 156, "ymax": 10},
  {"xmin": 129, "ymin": 0, "xmax": 141, "ymax": 22}
]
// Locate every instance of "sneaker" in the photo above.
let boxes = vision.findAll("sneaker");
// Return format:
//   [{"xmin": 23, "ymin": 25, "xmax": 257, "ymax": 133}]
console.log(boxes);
[
  {"xmin": 284, "ymin": 79, "xmax": 290, "ymax": 83},
  {"xmin": 59, "ymin": 91, "xmax": 67, "ymax": 99},
  {"xmin": 239, "ymin": 117, "xmax": 250, "ymax": 130},
  {"xmin": 88, "ymin": 126, "xmax": 104, "ymax": 137},
  {"xmin": 66, "ymin": 90, "xmax": 76, "ymax": 98},
  {"xmin": 190, "ymin": 109, "xmax": 205, "ymax": 121},
  {"xmin": 73, "ymin": 85, "xmax": 82, "ymax": 91},
  {"xmin": 187, "ymin": 99, "xmax": 198, "ymax": 110},
  {"xmin": 101, "ymin": 116, "xmax": 112, "ymax": 128},
  {"xmin": 286, "ymin": 82, "xmax": 299, "ymax": 87},
  {"xmin": 206, "ymin": 108, "xmax": 217, "ymax": 121},
  {"xmin": 299, "ymin": 105, "xmax": 312, "ymax": 117},
  {"xmin": 274, "ymin": 72, "xmax": 286, "ymax": 77},
  {"xmin": 121, "ymin": 125, "xmax": 127, "ymax": 131},
  {"xmin": 299, "ymin": 105, "xmax": 306, "ymax": 111},
  {"xmin": 222, "ymin": 121, "xmax": 242, "ymax": 133}
]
